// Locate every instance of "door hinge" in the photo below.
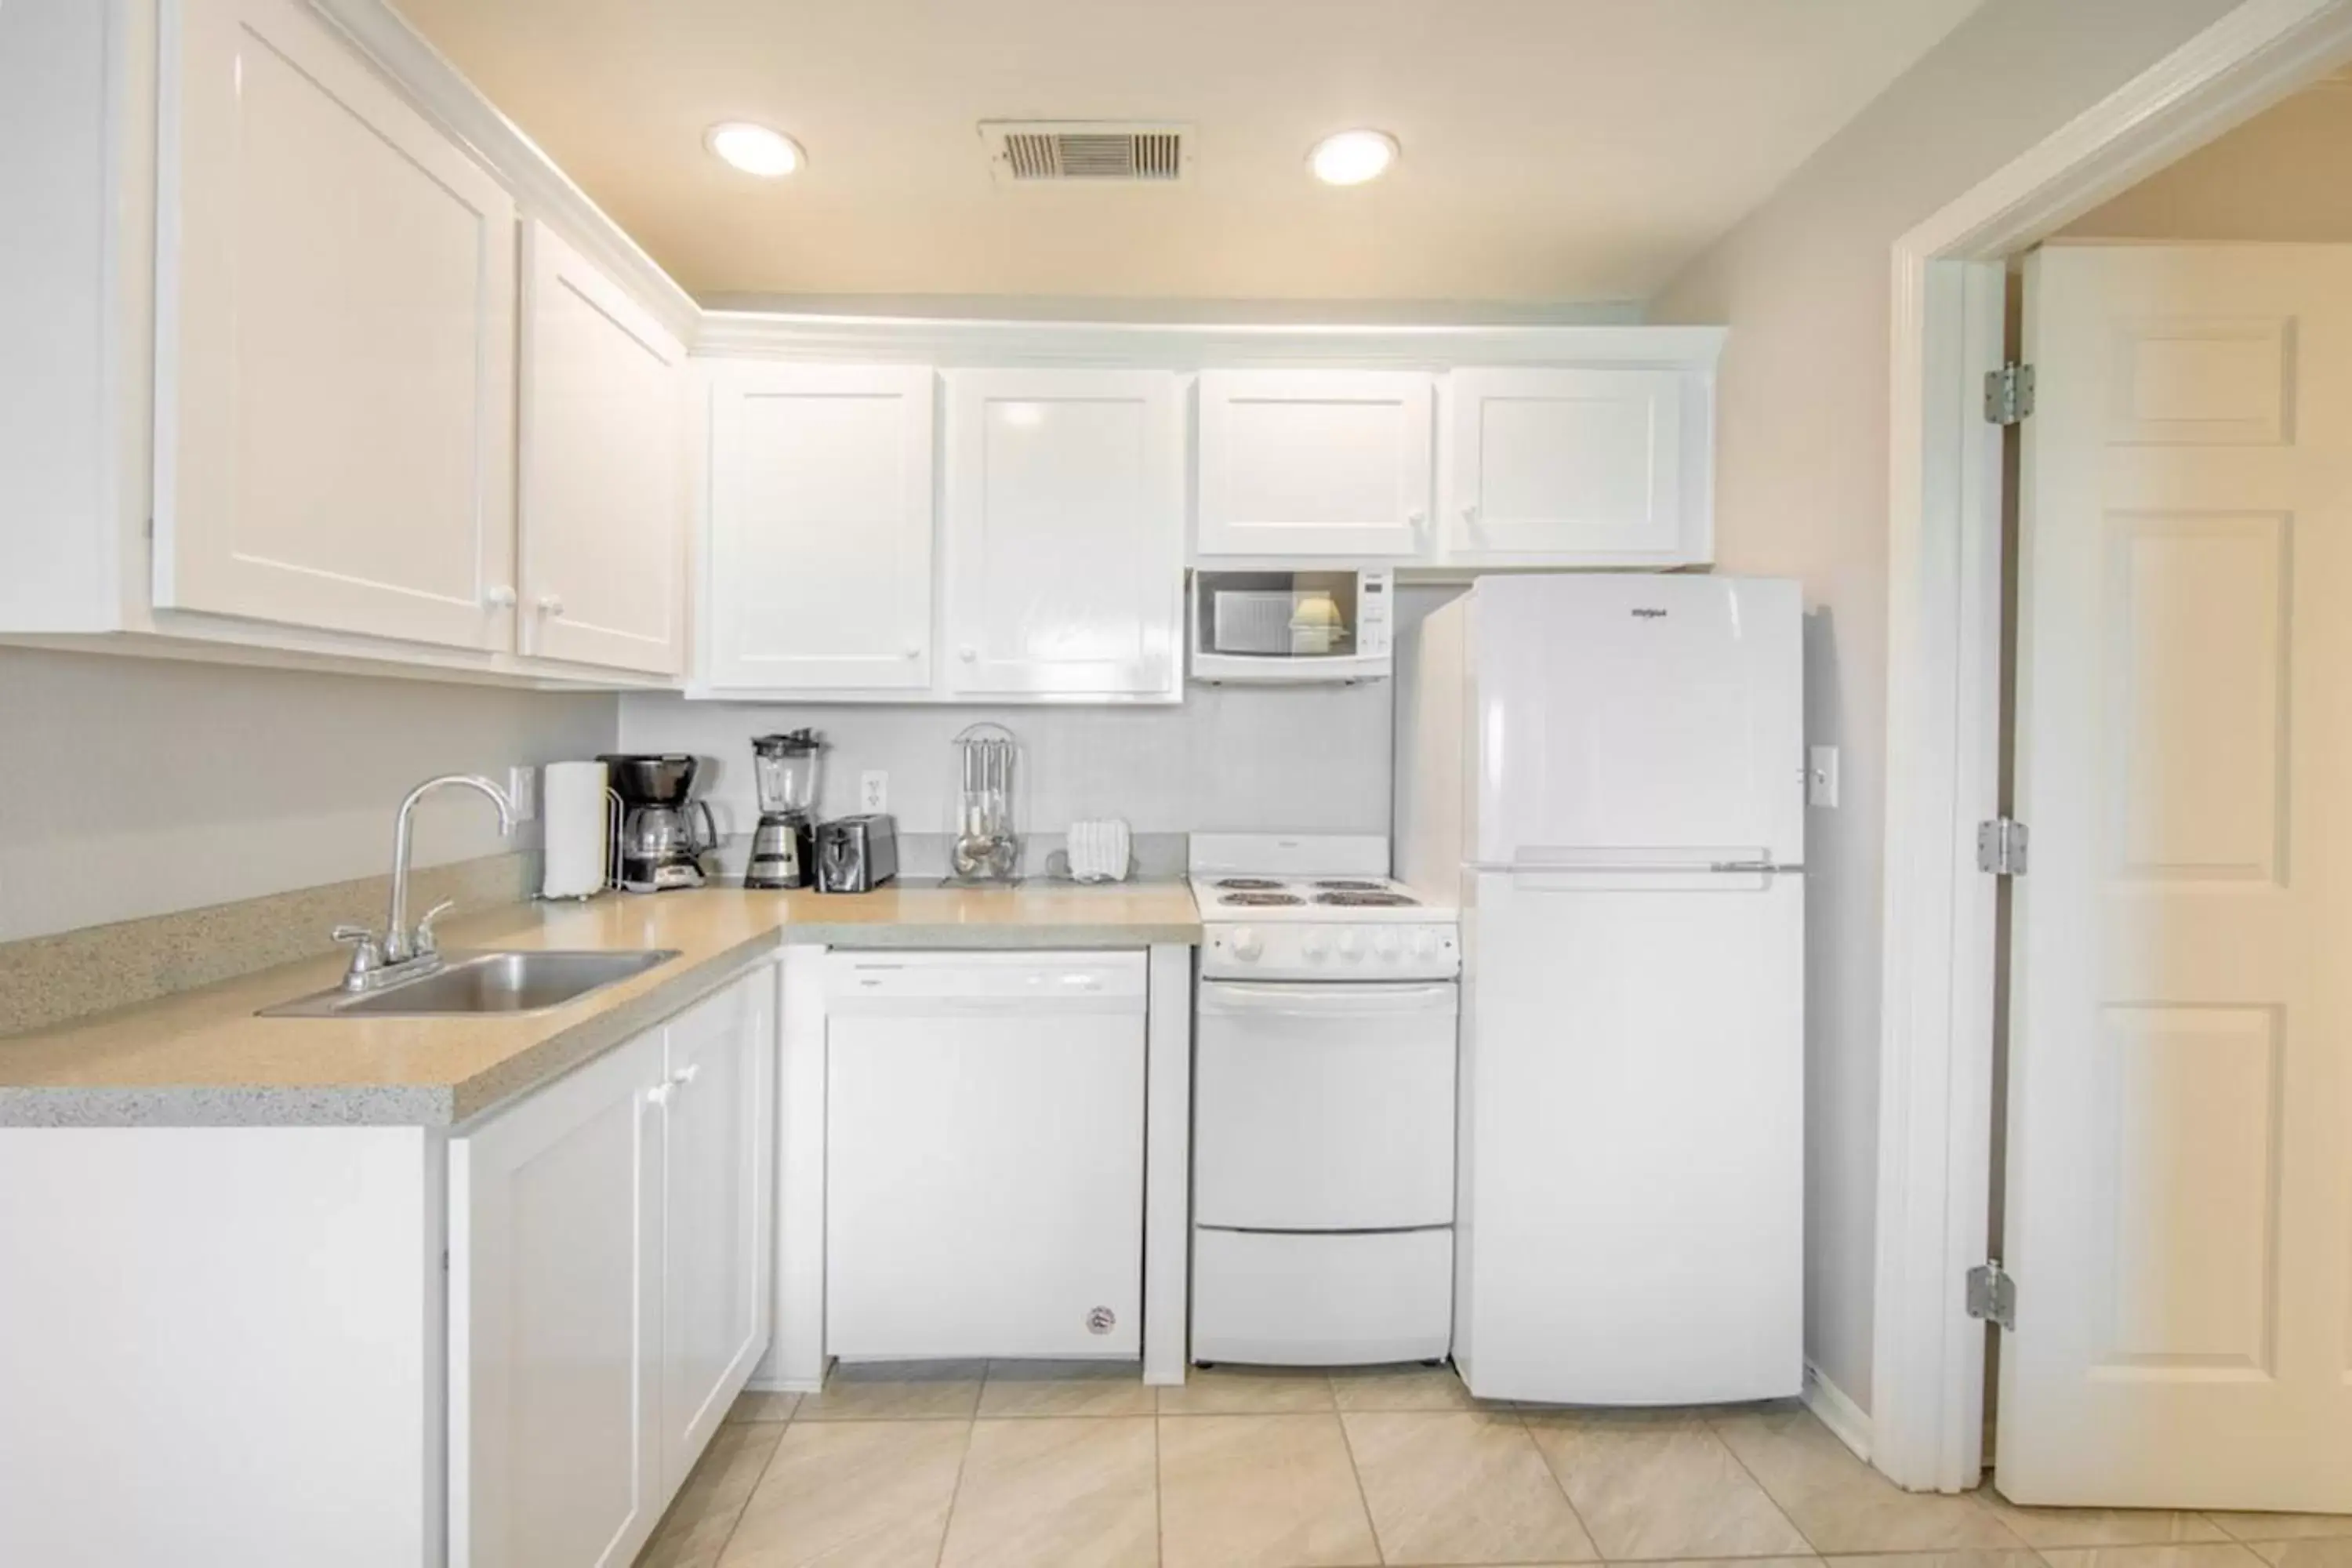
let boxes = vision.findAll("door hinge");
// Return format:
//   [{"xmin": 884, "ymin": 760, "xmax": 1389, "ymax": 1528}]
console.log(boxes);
[
  {"xmin": 1984, "ymin": 361, "xmax": 2035, "ymax": 426},
  {"xmin": 1976, "ymin": 818, "xmax": 2029, "ymax": 877},
  {"xmin": 1966, "ymin": 1261, "xmax": 2016, "ymax": 1330}
]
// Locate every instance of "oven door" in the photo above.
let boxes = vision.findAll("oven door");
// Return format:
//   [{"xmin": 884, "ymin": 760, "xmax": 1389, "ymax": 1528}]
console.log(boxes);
[{"xmin": 1193, "ymin": 978, "xmax": 1457, "ymax": 1231}]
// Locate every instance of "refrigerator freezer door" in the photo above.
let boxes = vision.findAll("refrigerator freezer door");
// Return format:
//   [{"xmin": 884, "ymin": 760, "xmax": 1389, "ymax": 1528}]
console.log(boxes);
[
  {"xmin": 1469, "ymin": 575, "xmax": 1802, "ymax": 868},
  {"xmin": 1455, "ymin": 869, "xmax": 1803, "ymax": 1405}
]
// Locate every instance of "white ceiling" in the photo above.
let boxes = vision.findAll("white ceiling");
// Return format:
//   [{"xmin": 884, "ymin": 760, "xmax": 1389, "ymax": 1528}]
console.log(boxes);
[{"xmin": 396, "ymin": 0, "xmax": 1983, "ymax": 308}]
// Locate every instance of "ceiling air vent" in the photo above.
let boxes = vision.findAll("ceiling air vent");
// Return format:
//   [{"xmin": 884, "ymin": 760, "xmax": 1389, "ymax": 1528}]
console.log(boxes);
[{"xmin": 981, "ymin": 121, "xmax": 1191, "ymax": 186}]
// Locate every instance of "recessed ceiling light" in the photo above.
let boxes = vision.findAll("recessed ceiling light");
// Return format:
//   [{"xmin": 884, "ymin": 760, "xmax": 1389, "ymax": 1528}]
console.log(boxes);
[
  {"xmin": 706, "ymin": 122, "xmax": 804, "ymax": 178},
  {"xmin": 1308, "ymin": 129, "xmax": 1399, "ymax": 187}
]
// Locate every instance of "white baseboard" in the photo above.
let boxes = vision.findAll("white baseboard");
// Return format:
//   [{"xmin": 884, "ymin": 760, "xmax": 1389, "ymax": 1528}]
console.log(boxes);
[{"xmin": 1803, "ymin": 1360, "xmax": 1874, "ymax": 1462}]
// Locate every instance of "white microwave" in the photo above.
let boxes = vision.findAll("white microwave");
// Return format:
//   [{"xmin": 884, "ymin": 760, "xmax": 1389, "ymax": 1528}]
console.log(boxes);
[{"xmin": 1189, "ymin": 568, "xmax": 1393, "ymax": 684}]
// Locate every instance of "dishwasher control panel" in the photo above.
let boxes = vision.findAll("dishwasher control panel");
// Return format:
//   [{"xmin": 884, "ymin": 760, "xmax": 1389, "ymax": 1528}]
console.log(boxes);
[
  {"xmin": 1200, "ymin": 922, "xmax": 1459, "ymax": 982},
  {"xmin": 824, "ymin": 949, "xmax": 1149, "ymax": 1009}
]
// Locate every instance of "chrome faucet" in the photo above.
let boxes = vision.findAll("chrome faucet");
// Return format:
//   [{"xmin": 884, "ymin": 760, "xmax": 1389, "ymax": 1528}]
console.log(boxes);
[{"xmin": 334, "ymin": 774, "xmax": 517, "ymax": 993}]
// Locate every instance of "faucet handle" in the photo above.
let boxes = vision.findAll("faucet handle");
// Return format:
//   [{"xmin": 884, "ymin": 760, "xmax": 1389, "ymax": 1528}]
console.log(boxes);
[
  {"xmin": 332, "ymin": 925, "xmax": 385, "ymax": 989},
  {"xmin": 412, "ymin": 899, "xmax": 457, "ymax": 956}
]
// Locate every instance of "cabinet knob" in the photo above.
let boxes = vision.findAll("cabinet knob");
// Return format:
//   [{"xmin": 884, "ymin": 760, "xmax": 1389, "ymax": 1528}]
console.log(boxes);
[
  {"xmin": 484, "ymin": 585, "xmax": 517, "ymax": 609},
  {"xmin": 647, "ymin": 1082, "xmax": 674, "ymax": 1108},
  {"xmin": 905, "ymin": 647, "xmax": 923, "ymax": 660},
  {"xmin": 670, "ymin": 1062, "xmax": 701, "ymax": 1089},
  {"xmin": 537, "ymin": 593, "xmax": 566, "ymax": 618},
  {"xmin": 1461, "ymin": 503, "xmax": 1480, "ymax": 527},
  {"xmin": 959, "ymin": 646, "xmax": 978, "ymax": 662},
  {"xmin": 1407, "ymin": 509, "xmax": 1427, "ymax": 528}
]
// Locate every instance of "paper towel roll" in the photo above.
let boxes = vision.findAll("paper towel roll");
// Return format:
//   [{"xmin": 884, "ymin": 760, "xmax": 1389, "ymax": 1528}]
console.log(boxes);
[{"xmin": 542, "ymin": 760, "xmax": 613, "ymax": 898}]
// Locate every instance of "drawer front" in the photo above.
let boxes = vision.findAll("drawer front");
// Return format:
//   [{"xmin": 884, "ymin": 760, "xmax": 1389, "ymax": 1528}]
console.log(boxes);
[
  {"xmin": 826, "ymin": 1010, "xmax": 1144, "ymax": 1359},
  {"xmin": 1192, "ymin": 1228, "xmax": 1453, "ymax": 1367},
  {"xmin": 1193, "ymin": 981, "xmax": 1457, "ymax": 1230}
]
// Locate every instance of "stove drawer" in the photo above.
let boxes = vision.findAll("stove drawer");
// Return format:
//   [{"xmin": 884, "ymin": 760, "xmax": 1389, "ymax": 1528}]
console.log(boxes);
[
  {"xmin": 1193, "ymin": 979, "xmax": 1457, "ymax": 1231},
  {"xmin": 1192, "ymin": 1227, "xmax": 1453, "ymax": 1366}
]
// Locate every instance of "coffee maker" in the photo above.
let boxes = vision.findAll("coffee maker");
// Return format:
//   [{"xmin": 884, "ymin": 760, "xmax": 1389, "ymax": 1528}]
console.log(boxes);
[
  {"xmin": 746, "ymin": 730, "xmax": 822, "ymax": 890},
  {"xmin": 600, "ymin": 753, "xmax": 718, "ymax": 892}
]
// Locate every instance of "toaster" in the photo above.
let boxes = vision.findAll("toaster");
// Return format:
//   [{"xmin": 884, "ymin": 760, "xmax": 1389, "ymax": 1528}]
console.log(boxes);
[{"xmin": 816, "ymin": 814, "xmax": 898, "ymax": 893}]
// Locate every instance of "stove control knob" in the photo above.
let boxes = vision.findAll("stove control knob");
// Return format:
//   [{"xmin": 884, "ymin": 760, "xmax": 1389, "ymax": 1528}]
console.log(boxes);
[
  {"xmin": 1230, "ymin": 927, "xmax": 1264, "ymax": 962},
  {"xmin": 1410, "ymin": 928, "xmax": 1439, "ymax": 958},
  {"xmin": 1302, "ymin": 930, "xmax": 1330, "ymax": 962},
  {"xmin": 1374, "ymin": 930, "xmax": 1402, "ymax": 961},
  {"xmin": 1337, "ymin": 928, "xmax": 1363, "ymax": 961}
]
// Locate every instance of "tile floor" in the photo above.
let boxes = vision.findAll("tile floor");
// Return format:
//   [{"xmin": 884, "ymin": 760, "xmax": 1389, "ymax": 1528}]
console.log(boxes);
[{"xmin": 637, "ymin": 1361, "xmax": 2352, "ymax": 1568}]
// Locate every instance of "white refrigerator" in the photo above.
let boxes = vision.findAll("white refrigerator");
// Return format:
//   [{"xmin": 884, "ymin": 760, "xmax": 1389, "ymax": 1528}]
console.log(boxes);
[{"xmin": 1398, "ymin": 573, "xmax": 1804, "ymax": 1406}]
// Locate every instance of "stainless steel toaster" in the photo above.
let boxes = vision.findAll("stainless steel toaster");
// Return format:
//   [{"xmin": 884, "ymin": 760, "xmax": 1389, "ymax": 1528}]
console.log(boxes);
[{"xmin": 815, "ymin": 814, "xmax": 898, "ymax": 893}]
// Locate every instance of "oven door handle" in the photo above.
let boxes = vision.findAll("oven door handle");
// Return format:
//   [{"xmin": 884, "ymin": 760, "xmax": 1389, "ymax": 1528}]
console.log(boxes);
[{"xmin": 1196, "ymin": 979, "xmax": 1458, "ymax": 1017}]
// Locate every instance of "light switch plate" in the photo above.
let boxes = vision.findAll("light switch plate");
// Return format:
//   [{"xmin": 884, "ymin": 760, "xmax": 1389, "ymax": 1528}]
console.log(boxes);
[
  {"xmin": 508, "ymin": 764, "xmax": 539, "ymax": 823},
  {"xmin": 860, "ymin": 770, "xmax": 888, "ymax": 814},
  {"xmin": 1808, "ymin": 746, "xmax": 1840, "ymax": 809}
]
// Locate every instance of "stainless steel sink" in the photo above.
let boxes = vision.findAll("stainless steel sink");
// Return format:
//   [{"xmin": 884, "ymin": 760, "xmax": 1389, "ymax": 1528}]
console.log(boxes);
[{"xmin": 262, "ymin": 949, "xmax": 681, "ymax": 1018}]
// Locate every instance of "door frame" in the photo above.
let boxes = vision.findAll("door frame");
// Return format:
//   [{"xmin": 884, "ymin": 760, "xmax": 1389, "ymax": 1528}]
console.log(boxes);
[{"xmin": 1873, "ymin": 0, "xmax": 2352, "ymax": 1494}]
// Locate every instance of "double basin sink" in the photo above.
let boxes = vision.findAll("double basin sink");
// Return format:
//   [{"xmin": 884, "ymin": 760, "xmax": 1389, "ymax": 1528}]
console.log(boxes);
[{"xmin": 263, "ymin": 949, "xmax": 680, "ymax": 1018}]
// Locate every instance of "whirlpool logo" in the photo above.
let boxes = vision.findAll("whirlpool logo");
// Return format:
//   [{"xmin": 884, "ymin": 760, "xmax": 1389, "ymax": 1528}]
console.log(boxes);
[{"xmin": 1632, "ymin": 607, "xmax": 1669, "ymax": 619}]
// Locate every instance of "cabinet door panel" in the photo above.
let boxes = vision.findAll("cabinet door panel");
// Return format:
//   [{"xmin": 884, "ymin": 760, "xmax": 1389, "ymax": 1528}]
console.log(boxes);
[
  {"xmin": 519, "ymin": 221, "xmax": 688, "ymax": 674},
  {"xmin": 1197, "ymin": 370, "xmax": 1432, "ymax": 557},
  {"xmin": 1444, "ymin": 368, "xmax": 1709, "ymax": 564},
  {"xmin": 659, "ymin": 972, "xmax": 773, "ymax": 1486},
  {"xmin": 452, "ymin": 1033, "xmax": 663, "ymax": 1568},
  {"xmin": 160, "ymin": 0, "xmax": 514, "ymax": 648},
  {"xmin": 705, "ymin": 365, "xmax": 935, "ymax": 692},
  {"xmin": 944, "ymin": 369, "xmax": 1182, "ymax": 698}
]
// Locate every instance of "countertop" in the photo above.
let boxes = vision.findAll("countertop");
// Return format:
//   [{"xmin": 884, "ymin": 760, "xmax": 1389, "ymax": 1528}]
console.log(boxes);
[{"xmin": 0, "ymin": 882, "xmax": 1201, "ymax": 1131}]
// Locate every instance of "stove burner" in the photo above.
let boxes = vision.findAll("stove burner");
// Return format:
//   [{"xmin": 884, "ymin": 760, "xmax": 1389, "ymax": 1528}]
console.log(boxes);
[
  {"xmin": 1214, "ymin": 877, "xmax": 1289, "ymax": 891},
  {"xmin": 1312, "ymin": 879, "xmax": 1387, "ymax": 891},
  {"xmin": 1314, "ymin": 891, "xmax": 1417, "ymax": 908},
  {"xmin": 1221, "ymin": 891, "xmax": 1305, "ymax": 907}
]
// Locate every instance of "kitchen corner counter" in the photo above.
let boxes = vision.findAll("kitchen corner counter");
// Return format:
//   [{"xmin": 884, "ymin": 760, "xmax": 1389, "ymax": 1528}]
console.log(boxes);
[{"xmin": 0, "ymin": 883, "xmax": 1201, "ymax": 1131}]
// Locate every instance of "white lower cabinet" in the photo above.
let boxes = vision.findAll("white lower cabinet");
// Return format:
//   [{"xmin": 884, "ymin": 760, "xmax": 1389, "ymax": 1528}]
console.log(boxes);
[{"xmin": 451, "ymin": 967, "xmax": 774, "ymax": 1568}]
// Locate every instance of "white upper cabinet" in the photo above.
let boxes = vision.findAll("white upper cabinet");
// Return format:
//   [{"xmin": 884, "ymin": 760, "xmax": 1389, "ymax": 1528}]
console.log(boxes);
[
  {"xmin": 1443, "ymin": 367, "xmax": 1713, "ymax": 565},
  {"xmin": 1196, "ymin": 371, "xmax": 1434, "ymax": 558},
  {"xmin": 517, "ymin": 220, "xmax": 689, "ymax": 675},
  {"xmin": 943, "ymin": 369, "xmax": 1183, "ymax": 699},
  {"xmin": 157, "ymin": 0, "xmax": 517, "ymax": 648},
  {"xmin": 703, "ymin": 364, "xmax": 936, "ymax": 694}
]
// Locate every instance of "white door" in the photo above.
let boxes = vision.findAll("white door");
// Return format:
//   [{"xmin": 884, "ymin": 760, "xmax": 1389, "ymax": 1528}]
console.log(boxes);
[
  {"xmin": 942, "ymin": 369, "xmax": 1183, "ymax": 699},
  {"xmin": 703, "ymin": 364, "xmax": 935, "ymax": 693},
  {"xmin": 1998, "ymin": 243, "xmax": 2352, "ymax": 1508},
  {"xmin": 658, "ymin": 972, "xmax": 773, "ymax": 1488},
  {"xmin": 1444, "ymin": 368, "xmax": 1708, "ymax": 564},
  {"xmin": 825, "ymin": 953, "xmax": 1147, "ymax": 1359},
  {"xmin": 451, "ymin": 1030, "xmax": 665, "ymax": 1568},
  {"xmin": 158, "ymin": 0, "xmax": 515, "ymax": 648},
  {"xmin": 1192, "ymin": 979, "xmax": 1457, "ymax": 1229},
  {"xmin": 517, "ymin": 220, "xmax": 688, "ymax": 675},
  {"xmin": 1196, "ymin": 370, "xmax": 1433, "ymax": 557}
]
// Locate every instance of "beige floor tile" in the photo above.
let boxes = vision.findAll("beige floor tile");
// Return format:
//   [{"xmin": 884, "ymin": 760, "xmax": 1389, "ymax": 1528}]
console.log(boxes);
[
  {"xmin": 978, "ymin": 1359, "xmax": 1156, "ymax": 1417},
  {"xmin": 1328, "ymin": 1363, "xmax": 1486, "ymax": 1412},
  {"xmin": 2041, "ymin": 1547, "xmax": 2269, "ymax": 1568},
  {"xmin": 1157, "ymin": 1364, "xmax": 1336, "ymax": 1415},
  {"xmin": 641, "ymin": 1420, "xmax": 785, "ymax": 1568},
  {"xmin": 2248, "ymin": 1544, "xmax": 2352, "ymax": 1568},
  {"xmin": 1157, "ymin": 1413, "xmax": 1378, "ymax": 1568},
  {"xmin": 1708, "ymin": 1406, "xmax": 2026, "ymax": 1555},
  {"xmin": 719, "ymin": 1420, "xmax": 969, "ymax": 1568},
  {"xmin": 1631, "ymin": 1559, "xmax": 1824, "ymax": 1568},
  {"xmin": 1343, "ymin": 1410, "xmax": 1599, "ymax": 1565},
  {"xmin": 1976, "ymin": 1489, "xmax": 2230, "ymax": 1549},
  {"xmin": 2211, "ymin": 1517, "xmax": 2352, "ymax": 1544},
  {"xmin": 796, "ymin": 1359, "xmax": 986, "ymax": 1421},
  {"xmin": 1826, "ymin": 1555, "xmax": 2047, "ymax": 1568},
  {"xmin": 938, "ymin": 1417, "xmax": 1158, "ymax": 1568},
  {"xmin": 1525, "ymin": 1407, "xmax": 1809, "ymax": 1560},
  {"xmin": 728, "ymin": 1391, "xmax": 803, "ymax": 1424}
]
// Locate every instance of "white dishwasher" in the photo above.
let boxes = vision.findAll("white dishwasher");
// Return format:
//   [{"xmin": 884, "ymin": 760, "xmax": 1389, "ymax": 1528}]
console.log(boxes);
[{"xmin": 824, "ymin": 950, "xmax": 1148, "ymax": 1360}]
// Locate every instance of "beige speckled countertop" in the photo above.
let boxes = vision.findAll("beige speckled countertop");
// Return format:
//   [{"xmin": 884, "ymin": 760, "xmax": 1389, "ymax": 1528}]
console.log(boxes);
[{"xmin": 0, "ymin": 883, "xmax": 1201, "ymax": 1130}]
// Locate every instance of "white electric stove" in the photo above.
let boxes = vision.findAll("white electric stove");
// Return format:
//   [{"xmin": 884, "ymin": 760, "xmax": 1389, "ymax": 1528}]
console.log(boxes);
[{"xmin": 1186, "ymin": 834, "xmax": 1461, "ymax": 1367}]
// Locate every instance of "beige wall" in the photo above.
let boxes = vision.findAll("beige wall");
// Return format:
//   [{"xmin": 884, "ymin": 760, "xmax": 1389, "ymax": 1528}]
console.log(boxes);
[
  {"xmin": 0, "ymin": 649, "xmax": 617, "ymax": 943},
  {"xmin": 1650, "ymin": 0, "xmax": 2246, "ymax": 1412},
  {"xmin": 2065, "ymin": 77, "xmax": 2352, "ymax": 239}
]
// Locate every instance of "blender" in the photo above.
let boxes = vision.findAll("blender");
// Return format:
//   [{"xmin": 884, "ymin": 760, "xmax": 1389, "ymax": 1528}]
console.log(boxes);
[{"xmin": 746, "ymin": 730, "xmax": 822, "ymax": 889}]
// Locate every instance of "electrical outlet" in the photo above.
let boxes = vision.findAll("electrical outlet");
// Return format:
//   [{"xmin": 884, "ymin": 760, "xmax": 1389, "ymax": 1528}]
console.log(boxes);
[
  {"xmin": 507, "ymin": 764, "xmax": 539, "ymax": 823},
  {"xmin": 860, "ymin": 770, "xmax": 889, "ymax": 814},
  {"xmin": 1808, "ymin": 746, "xmax": 1840, "ymax": 809}
]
